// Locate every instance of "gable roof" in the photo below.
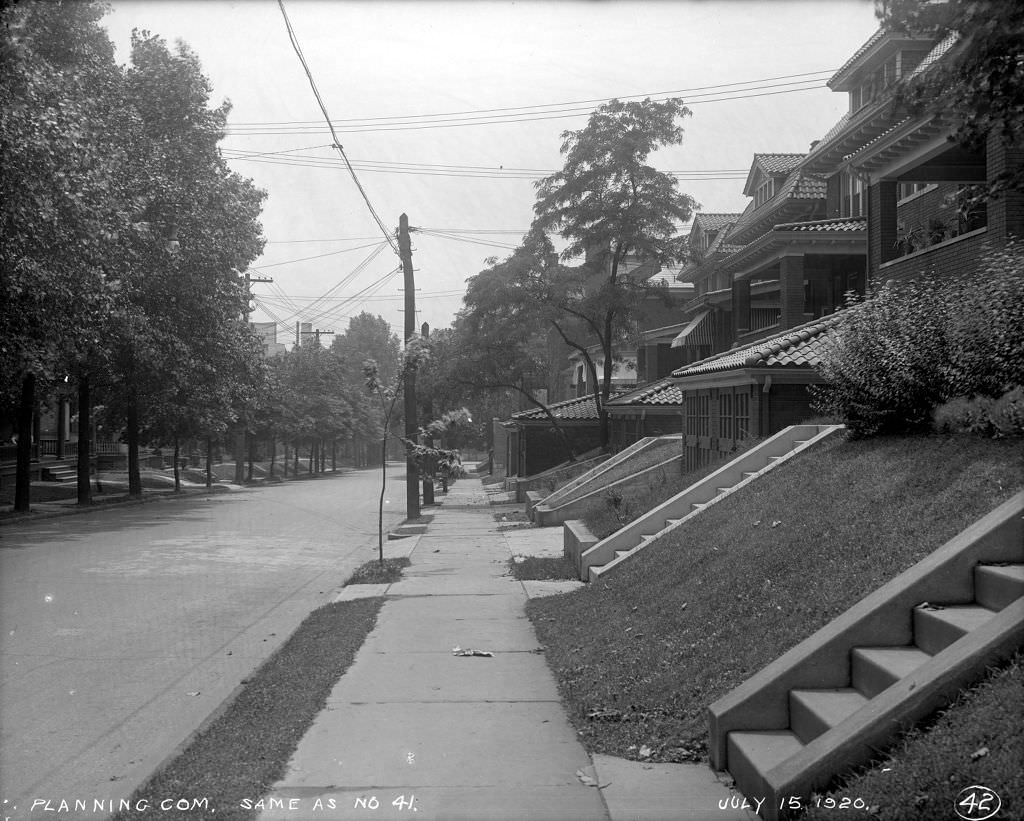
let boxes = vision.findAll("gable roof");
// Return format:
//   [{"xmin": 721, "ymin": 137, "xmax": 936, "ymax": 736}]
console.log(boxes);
[
  {"xmin": 605, "ymin": 377, "xmax": 683, "ymax": 408},
  {"xmin": 693, "ymin": 212, "xmax": 743, "ymax": 233},
  {"xmin": 743, "ymin": 153, "xmax": 806, "ymax": 196},
  {"xmin": 726, "ymin": 169, "xmax": 827, "ymax": 246},
  {"xmin": 670, "ymin": 314, "xmax": 841, "ymax": 379},
  {"xmin": 510, "ymin": 393, "xmax": 602, "ymax": 423}
]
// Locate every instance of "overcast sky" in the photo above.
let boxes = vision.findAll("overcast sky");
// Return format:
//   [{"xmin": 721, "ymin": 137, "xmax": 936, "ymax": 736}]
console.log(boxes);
[{"xmin": 99, "ymin": 0, "xmax": 880, "ymax": 343}]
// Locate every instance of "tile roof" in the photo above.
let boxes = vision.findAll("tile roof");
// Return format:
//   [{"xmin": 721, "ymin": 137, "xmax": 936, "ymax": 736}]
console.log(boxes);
[
  {"xmin": 773, "ymin": 217, "xmax": 867, "ymax": 233},
  {"xmin": 694, "ymin": 212, "xmax": 743, "ymax": 232},
  {"xmin": 511, "ymin": 393, "xmax": 603, "ymax": 422},
  {"xmin": 829, "ymin": 28, "xmax": 887, "ymax": 88},
  {"xmin": 909, "ymin": 30, "xmax": 959, "ymax": 78},
  {"xmin": 671, "ymin": 314, "xmax": 842, "ymax": 379},
  {"xmin": 725, "ymin": 170, "xmax": 827, "ymax": 245},
  {"xmin": 606, "ymin": 378, "xmax": 683, "ymax": 408},
  {"xmin": 754, "ymin": 153, "xmax": 806, "ymax": 175}
]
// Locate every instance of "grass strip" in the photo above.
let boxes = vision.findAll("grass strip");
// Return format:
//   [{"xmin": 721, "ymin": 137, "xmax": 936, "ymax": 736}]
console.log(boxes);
[
  {"xmin": 802, "ymin": 653, "xmax": 1023, "ymax": 821},
  {"xmin": 527, "ymin": 434, "xmax": 1023, "ymax": 763},
  {"xmin": 345, "ymin": 556, "xmax": 410, "ymax": 585},
  {"xmin": 114, "ymin": 597, "xmax": 382, "ymax": 820},
  {"xmin": 509, "ymin": 555, "xmax": 578, "ymax": 580}
]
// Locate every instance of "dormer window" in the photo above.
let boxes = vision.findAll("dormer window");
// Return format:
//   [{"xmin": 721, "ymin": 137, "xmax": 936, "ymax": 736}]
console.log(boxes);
[{"xmin": 754, "ymin": 178, "xmax": 775, "ymax": 208}]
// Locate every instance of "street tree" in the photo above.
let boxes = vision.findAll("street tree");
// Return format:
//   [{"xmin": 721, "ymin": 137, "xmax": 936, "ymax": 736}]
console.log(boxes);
[
  {"xmin": 364, "ymin": 338, "xmax": 430, "ymax": 564},
  {"xmin": 877, "ymin": 0, "xmax": 1024, "ymax": 194},
  {"xmin": 0, "ymin": 0, "xmax": 131, "ymax": 510},
  {"xmin": 103, "ymin": 31, "xmax": 266, "ymax": 496},
  {"xmin": 533, "ymin": 97, "xmax": 698, "ymax": 444}
]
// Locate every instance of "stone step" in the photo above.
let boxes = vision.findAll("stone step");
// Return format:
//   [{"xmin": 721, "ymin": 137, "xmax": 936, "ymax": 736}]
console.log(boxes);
[
  {"xmin": 742, "ymin": 471, "xmax": 758, "ymax": 480},
  {"xmin": 851, "ymin": 646, "xmax": 932, "ymax": 698},
  {"xmin": 726, "ymin": 730, "xmax": 804, "ymax": 803},
  {"xmin": 717, "ymin": 487, "xmax": 732, "ymax": 495},
  {"xmin": 974, "ymin": 564, "xmax": 1024, "ymax": 611},
  {"xmin": 789, "ymin": 688, "xmax": 868, "ymax": 745},
  {"xmin": 665, "ymin": 518, "xmax": 682, "ymax": 527},
  {"xmin": 793, "ymin": 440, "xmax": 810, "ymax": 446},
  {"xmin": 913, "ymin": 604, "xmax": 996, "ymax": 656},
  {"xmin": 691, "ymin": 502, "xmax": 707, "ymax": 511},
  {"xmin": 615, "ymin": 550, "xmax": 631, "ymax": 559}
]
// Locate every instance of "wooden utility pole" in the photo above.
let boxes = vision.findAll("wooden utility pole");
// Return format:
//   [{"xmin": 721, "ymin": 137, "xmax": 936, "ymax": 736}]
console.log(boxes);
[
  {"xmin": 238, "ymin": 271, "xmax": 272, "ymax": 483},
  {"xmin": 398, "ymin": 213, "xmax": 420, "ymax": 519}
]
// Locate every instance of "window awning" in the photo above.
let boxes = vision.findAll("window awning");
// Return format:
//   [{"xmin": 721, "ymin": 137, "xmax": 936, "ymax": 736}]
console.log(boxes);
[{"xmin": 671, "ymin": 310, "xmax": 713, "ymax": 348}]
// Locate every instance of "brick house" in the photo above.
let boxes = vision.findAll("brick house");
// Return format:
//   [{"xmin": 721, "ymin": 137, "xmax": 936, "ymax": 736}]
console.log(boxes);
[
  {"xmin": 502, "ymin": 394, "xmax": 606, "ymax": 477},
  {"xmin": 802, "ymin": 28, "xmax": 1024, "ymax": 282}
]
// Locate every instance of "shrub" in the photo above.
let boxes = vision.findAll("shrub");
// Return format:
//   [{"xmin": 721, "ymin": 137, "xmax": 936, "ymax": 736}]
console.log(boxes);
[
  {"xmin": 933, "ymin": 387, "xmax": 1024, "ymax": 437},
  {"xmin": 814, "ymin": 243, "xmax": 1024, "ymax": 437}
]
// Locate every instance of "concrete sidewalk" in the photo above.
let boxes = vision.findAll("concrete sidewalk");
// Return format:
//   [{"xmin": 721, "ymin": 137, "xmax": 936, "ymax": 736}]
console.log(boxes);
[{"xmin": 260, "ymin": 480, "xmax": 754, "ymax": 821}]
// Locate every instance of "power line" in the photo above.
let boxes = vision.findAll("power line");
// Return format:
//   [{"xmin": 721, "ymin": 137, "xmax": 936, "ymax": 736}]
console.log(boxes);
[
  {"xmin": 226, "ymin": 69, "xmax": 837, "ymax": 128},
  {"xmin": 248, "ymin": 240, "xmax": 388, "ymax": 271},
  {"xmin": 225, "ymin": 81, "xmax": 830, "ymax": 136},
  {"xmin": 277, "ymin": 0, "xmax": 400, "ymax": 255}
]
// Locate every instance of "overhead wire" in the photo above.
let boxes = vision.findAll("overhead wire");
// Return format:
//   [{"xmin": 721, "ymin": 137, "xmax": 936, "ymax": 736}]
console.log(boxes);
[
  {"xmin": 225, "ymin": 71, "xmax": 836, "ymax": 134},
  {"xmin": 277, "ymin": 0, "xmax": 400, "ymax": 255}
]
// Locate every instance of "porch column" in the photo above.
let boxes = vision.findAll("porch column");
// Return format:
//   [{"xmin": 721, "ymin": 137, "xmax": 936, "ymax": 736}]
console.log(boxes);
[
  {"xmin": 868, "ymin": 180, "xmax": 898, "ymax": 277},
  {"xmin": 779, "ymin": 255, "xmax": 806, "ymax": 330},
  {"xmin": 732, "ymin": 278, "xmax": 751, "ymax": 338},
  {"xmin": 987, "ymin": 131, "xmax": 1024, "ymax": 242}
]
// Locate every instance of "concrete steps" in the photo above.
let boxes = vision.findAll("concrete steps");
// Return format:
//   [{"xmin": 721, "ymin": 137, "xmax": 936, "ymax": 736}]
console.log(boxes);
[
  {"xmin": 708, "ymin": 493, "xmax": 1024, "ymax": 820},
  {"xmin": 579, "ymin": 425, "xmax": 845, "ymax": 582}
]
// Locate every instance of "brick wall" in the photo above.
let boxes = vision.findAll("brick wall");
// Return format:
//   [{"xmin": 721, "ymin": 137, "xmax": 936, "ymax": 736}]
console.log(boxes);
[
  {"xmin": 868, "ymin": 181, "xmax": 899, "ymax": 271},
  {"xmin": 876, "ymin": 228, "xmax": 990, "ymax": 285}
]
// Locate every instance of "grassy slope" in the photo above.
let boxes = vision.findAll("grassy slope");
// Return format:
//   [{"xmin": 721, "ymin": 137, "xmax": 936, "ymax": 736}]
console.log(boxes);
[{"xmin": 526, "ymin": 434, "xmax": 1023, "ymax": 764}]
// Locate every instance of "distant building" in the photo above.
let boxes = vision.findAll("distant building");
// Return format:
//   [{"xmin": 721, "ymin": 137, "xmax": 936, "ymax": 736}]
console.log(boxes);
[{"xmin": 251, "ymin": 322, "xmax": 287, "ymax": 358}]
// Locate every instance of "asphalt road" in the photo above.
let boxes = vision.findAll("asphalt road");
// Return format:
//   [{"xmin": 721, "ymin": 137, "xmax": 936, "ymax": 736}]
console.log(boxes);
[{"xmin": 0, "ymin": 465, "xmax": 408, "ymax": 819}]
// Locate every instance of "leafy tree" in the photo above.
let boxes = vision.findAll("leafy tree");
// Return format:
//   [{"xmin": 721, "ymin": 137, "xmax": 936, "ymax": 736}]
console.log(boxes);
[
  {"xmin": 102, "ymin": 31, "xmax": 266, "ymax": 496},
  {"xmin": 532, "ymin": 98, "xmax": 697, "ymax": 444},
  {"xmin": 0, "ymin": 0, "xmax": 130, "ymax": 510},
  {"xmin": 364, "ymin": 338, "xmax": 430, "ymax": 563},
  {"xmin": 877, "ymin": 0, "xmax": 1024, "ymax": 194}
]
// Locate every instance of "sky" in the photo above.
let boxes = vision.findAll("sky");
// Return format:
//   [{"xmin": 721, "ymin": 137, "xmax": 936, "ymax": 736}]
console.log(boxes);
[{"xmin": 99, "ymin": 0, "xmax": 881, "ymax": 344}]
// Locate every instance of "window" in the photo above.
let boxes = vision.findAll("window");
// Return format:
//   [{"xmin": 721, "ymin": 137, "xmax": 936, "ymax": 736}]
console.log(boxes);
[
  {"xmin": 897, "ymin": 181, "xmax": 934, "ymax": 202},
  {"xmin": 686, "ymin": 395, "xmax": 698, "ymax": 436},
  {"xmin": 754, "ymin": 178, "xmax": 775, "ymax": 208},
  {"xmin": 735, "ymin": 392, "xmax": 750, "ymax": 440},
  {"xmin": 719, "ymin": 393, "xmax": 733, "ymax": 440},
  {"xmin": 841, "ymin": 172, "xmax": 864, "ymax": 217},
  {"xmin": 698, "ymin": 394, "xmax": 710, "ymax": 437}
]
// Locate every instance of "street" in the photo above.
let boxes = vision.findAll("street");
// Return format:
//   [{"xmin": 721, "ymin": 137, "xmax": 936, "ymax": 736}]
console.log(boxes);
[{"xmin": 0, "ymin": 466, "xmax": 407, "ymax": 817}]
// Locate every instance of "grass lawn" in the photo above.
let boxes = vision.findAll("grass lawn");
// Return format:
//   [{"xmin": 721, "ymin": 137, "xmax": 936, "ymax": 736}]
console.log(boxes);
[
  {"xmin": 509, "ymin": 555, "xmax": 578, "ymax": 580},
  {"xmin": 580, "ymin": 438, "xmax": 761, "ymax": 540},
  {"xmin": 115, "ymin": 558, "xmax": 411, "ymax": 821},
  {"xmin": 803, "ymin": 653, "xmax": 1024, "ymax": 821},
  {"xmin": 344, "ymin": 556, "xmax": 410, "ymax": 585},
  {"xmin": 526, "ymin": 434, "xmax": 1023, "ymax": 766}
]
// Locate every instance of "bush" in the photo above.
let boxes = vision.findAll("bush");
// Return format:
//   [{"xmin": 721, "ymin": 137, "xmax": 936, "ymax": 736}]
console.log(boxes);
[
  {"xmin": 814, "ymin": 243, "xmax": 1024, "ymax": 437},
  {"xmin": 933, "ymin": 387, "xmax": 1024, "ymax": 437}
]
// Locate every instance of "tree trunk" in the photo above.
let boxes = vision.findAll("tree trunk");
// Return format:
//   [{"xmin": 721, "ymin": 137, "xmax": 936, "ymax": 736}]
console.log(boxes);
[
  {"xmin": 206, "ymin": 436, "xmax": 213, "ymax": 488},
  {"xmin": 331, "ymin": 440, "xmax": 336, "ymax": 472},
  {"xmin": 377, "ymin": 434, "xmax": 387, "ymax": 564},
  {"xmin": 234, "ymin": 426, "xmax": 245, "ymax": 484},
  {"xmin": 308, "ymin": 440, "xmax": 314, "ymax": 475},
  {"xmin": 14, "ymin": 373, "xmax": 35, "ymax": 513},
  {"xmin": 293, "ymin": 439, "xmax": 299, "ymax": 476},
  {"xmin": 127, "ymin": 398, "xmax": 141, "ymax": 498},
  {"xmin": 77, "ymin": 375, "xmax": 92, "ymax": 506},
  {"xmin": 246, "ymin": 431, "xmax": 254, "ymax": 483},
  {"xmin": 173, "ymin": 435, "xmax": 181, "ymax": 491},
  {"xmin": 269, "ymin": 437, "xmax": 276, "ymax": 479},
  {"xmin": 283, "ymin": 440, "xmax": 289, "ymax": 478}
]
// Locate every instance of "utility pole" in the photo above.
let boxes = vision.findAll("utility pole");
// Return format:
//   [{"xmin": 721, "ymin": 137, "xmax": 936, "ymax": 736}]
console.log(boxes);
[
  {"xmin": 313, "ymin": 328, "xmax": 335, "ymax": 346},
  {"xmin": 398, "ymin": 213, "xmax": 419, "ymax": 519},
  {"xmin": 237, "ymin": 271, "xmax": 272, "ymax": 483}
]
